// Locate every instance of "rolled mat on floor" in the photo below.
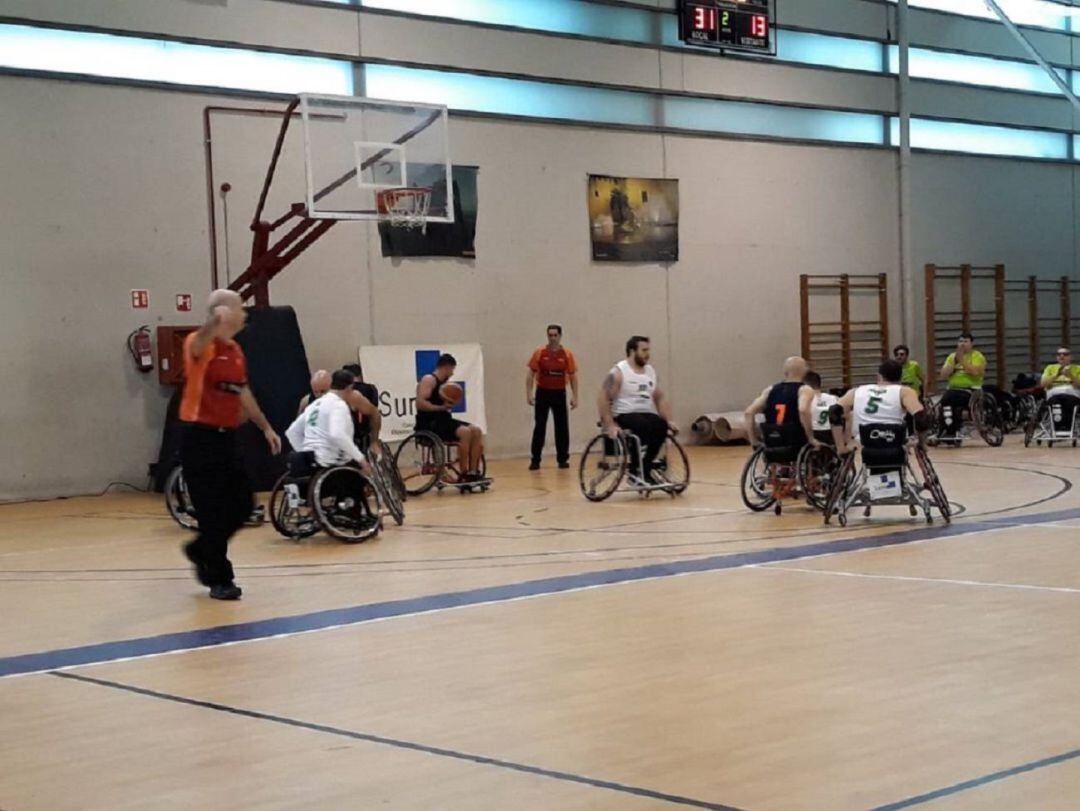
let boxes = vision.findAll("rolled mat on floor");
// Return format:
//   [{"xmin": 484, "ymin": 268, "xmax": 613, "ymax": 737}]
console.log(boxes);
[{"xmin": 690, "ymin": 412, "xmax": 749, "ymax": 444}]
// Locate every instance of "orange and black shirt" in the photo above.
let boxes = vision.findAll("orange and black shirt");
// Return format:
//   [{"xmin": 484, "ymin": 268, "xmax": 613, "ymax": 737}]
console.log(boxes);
[
  {"xmin": 528, "ymin": 347, "xmax": 577, "ymax": 391},
  {"xmin": 180, "ymin": 333, "xmax": 248, "ymax": 429}
]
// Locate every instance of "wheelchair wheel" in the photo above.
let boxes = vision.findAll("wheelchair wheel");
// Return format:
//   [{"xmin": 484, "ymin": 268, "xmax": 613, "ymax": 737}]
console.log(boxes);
[
  {"xmin": 971, "ymin": 393, "xmax": 1004, "ymax": 447},
  {"xmin": 311, "ymin": 466, "xmax": 381, "ymax": 543},
  {"xmin": 654, "ymin": 433, "xmax": 690, "ymax": 495},
  {"xmin": 739, "ymin": 448, "xmax": 775, "ymax": 512},
  {"xmin": 268, "ymin": 473, "xmax": 318, "ymax": 539},
  {"xmin": 822, "ymin": 453, "xmax": 857, "ymax": 524},
  {"xmin": 914, "ymin": 446, "xmax": 951, "ymax": 523},
  {"xmin": 394, "ymin": 431, "xmax": 445, "ymax": 496},
  {"xmin": 371, "ymin": 456, "xmax": 405, "ymax": 527},
  {"xmin": 798, "ymin": 445, "xmax": 838, "ymax": 510},
  {"xmin": 164, "ymin": 465, "xmax": 199, "ymax": 530},
  {"xmin": 579, "ymin": 433, "xmax": 626, "ymax": 502}
]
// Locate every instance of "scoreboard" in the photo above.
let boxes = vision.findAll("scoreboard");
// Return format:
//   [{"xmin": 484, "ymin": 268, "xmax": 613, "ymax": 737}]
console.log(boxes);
[{"xmin": 678, "ymin": 0, "xmax": 776, "ymax": 56}]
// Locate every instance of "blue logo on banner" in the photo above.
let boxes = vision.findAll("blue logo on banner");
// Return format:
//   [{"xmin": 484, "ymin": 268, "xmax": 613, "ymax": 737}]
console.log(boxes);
[{"xmin": 415, "ymin": 350, "xmax": 466, "ymax": 413}]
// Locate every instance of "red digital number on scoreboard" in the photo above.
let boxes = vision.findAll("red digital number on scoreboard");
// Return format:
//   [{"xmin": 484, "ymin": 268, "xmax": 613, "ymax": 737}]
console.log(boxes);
[
  {"xmin": 751, "ymin": 14, "xmax": 768, "ymax": 39},
  {"xmin": 693, "ymin": 6, "xmax": 717, "ymax": 31}
]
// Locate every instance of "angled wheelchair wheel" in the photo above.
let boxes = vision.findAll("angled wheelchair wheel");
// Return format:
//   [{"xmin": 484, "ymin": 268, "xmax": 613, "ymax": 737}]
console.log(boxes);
[
  {"xmin": 164, "ymin": 465, "xmax": 199, "ymax": 530},
  {"xmin": 579, "ymin": 433, "xmax": 626, "ymax": 502},
  {"xmin": 654, "ymin": 433, "xmax": 690, "ymax": 495},
  {"xmin": 740, "ymin": 448, "xmax": 775, "ymax": 512},
  {"xmin": 822, "ymin": 453, "xmax": 857, "ymax": 524},
  {"xmin": 268, "ymin": 473, "xmax": 318, "ymax": 540},
  {"xmin": 311, "ymin": 466, "xmax": 381, "ymax": 543},
  {"xmin": 971, "ymin": 392, "xmax": 1004, "ymax": 447},
  {"xmin": 394, "ymin": 431, "xmax": 445, "ymax": 496},
  {"xmin": 370, "ymin": 457, "xmax": 405, "ymax": 527},
  {"xmin": 914, "ymin": 446, "xmax": 951, "ymax": 524},
  {"xmin": 377, "ymin": 444, "xmax": 407, "ymax": 502},
  {"xmin": 798, "ymin": 444, "xmax": 838, "ymax": 510}
]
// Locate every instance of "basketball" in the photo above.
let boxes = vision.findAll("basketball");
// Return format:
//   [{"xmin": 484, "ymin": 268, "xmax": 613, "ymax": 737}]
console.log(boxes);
[{"xmin": 441, "ymin": 382, "xmax": 463, "ymax": 406}]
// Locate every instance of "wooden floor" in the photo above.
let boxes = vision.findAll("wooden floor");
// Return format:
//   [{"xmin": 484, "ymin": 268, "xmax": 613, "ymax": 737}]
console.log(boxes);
[{"xmin": 2, "ymin": 443, "xmax": 1080, "ymax": 810}]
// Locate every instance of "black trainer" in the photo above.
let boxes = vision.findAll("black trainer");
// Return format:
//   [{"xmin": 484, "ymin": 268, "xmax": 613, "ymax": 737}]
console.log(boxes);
[
  {"xmin": 557, "ymin": 461, "xmax": 570, "ymax": 469},
  {"xmin": 528, "ymin": 460, "xmax": 540, "ymax": 471},
  {"xmin": 210, "ymin": 582, "xmax": 242, "ymax": 600}
]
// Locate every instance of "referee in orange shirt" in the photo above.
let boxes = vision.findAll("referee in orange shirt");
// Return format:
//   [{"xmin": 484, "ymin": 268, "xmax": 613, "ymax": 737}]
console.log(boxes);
[
  {"xmin": 526, "ymin": 325, "xmax": 578, "ymax": 470},
  {"xmin": 180, "ymin": 290, "xmax": 281, "ymax": 600}
]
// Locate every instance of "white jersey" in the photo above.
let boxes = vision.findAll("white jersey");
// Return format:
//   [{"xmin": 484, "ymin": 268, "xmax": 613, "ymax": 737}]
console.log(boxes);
[
  {"xmin": 611, "ymin": 359, "xmax": 658, "ymax": 416},
  {"xmin": 811, "ymin": 392, "xmax": 838, "ymax": 433},
  {"xmin": 285, "ymin": 392, "xmax": 364, "ymax": 468},
  {"xmin": 853, "ymin": 383, "xmax": 905, "ymax": 431}
]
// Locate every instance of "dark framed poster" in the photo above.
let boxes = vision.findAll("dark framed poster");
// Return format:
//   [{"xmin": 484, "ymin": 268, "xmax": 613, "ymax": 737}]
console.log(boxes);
[
  {"xmin": 379, "ymin": 166, "xmax": 479, "ymax": 258},
  {"xmin": 588, "ymin": 175, "xmax": 679, "ymax": 262}
]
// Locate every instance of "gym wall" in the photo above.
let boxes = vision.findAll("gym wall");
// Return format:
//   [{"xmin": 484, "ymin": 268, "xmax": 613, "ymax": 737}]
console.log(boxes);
[{"xmin": 0, "ymin": 0, "xmax": 1077, "ymax": 499}]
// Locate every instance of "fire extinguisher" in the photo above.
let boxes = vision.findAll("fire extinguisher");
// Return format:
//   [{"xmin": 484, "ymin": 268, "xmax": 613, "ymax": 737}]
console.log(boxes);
[{"xmin": 127, "ymin": 326, "xmax": 153, "ymax": 373}]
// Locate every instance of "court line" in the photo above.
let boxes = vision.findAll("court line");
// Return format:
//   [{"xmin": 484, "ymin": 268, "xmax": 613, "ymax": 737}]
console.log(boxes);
[
  {"xmin": 3, "ymin": 506, "xmax": 1079, "ymax": 679},
  {"xmin": 871, "ymin": 746, "xmax": 1080, "ymax": 810},
  {"xmin": 49, "ymin": 671, "xmax": 743, "ymax": 811},
  {"xmin": 754, "ymin": 566, "xmax": 1080, "ymax": 594}
]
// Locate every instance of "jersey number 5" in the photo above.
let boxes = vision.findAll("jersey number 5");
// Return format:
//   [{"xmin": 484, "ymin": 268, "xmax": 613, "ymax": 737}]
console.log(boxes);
[{"xmin": 866, "ymin": 396, "xmax": 882, "ymax": 414}]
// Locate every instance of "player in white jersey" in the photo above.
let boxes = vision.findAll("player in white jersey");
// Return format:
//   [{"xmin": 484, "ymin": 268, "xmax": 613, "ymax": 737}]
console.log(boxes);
[
  {"xmin": 599, "ymin": 335, "xmax": 676, "ymax": 483},
  {"xmin": 830, "ymin": 359, "xmax": 927, "ymax": 454},
  {"xmin": 285, "ymin": 369, "xmax": 374, "ymax": 474},
  {"xmin": 801, "ymin": 371, "xmax": 838, "ymax": 447}
]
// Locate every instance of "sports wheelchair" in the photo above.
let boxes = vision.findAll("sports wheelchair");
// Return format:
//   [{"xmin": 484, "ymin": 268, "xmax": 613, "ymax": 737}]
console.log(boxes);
[
  {"xmin": 268, "ymin": 448, "xmax": 404, "ymax": 543},
  {"xmin": 393, "ymin": 430, "xmax": 490, "ymax": 495},
  {"xmin": 925, "ymin": 386, "xmax": 1005, "ymax": 447},
  {"xmin": 164, "ymin": 464, "xmax": 264, "ymax": 530},
  {"xmin": 1024, "ymin": 393, "xmax": 1080, "ymax": 448},
  {"xmin": 822, "ymin": 424, "xmax": 950, "ymax": 526},
  {"xmin": 579, "ymin": 426, "xmax": 689, "ymax": 501},
  {"xmin": 739, "ymin": 426, "xmax": 840, "ymax": 514}
]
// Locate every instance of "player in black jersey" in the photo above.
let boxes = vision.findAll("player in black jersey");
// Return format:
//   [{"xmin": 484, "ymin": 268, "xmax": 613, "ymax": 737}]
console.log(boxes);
[{"xmin": 744, "ymin": 357, "xmax": 817, "ymax": 449}]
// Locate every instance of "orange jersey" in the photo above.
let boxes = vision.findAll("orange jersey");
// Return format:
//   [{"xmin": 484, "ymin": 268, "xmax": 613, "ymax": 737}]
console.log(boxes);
[
  {"xmin": 528, "ymin": 347, "xmax": 577, "ymax": 390},
  {"xmin": 179, "ymin": 333, "xmax": 248, "ymax": 428}
]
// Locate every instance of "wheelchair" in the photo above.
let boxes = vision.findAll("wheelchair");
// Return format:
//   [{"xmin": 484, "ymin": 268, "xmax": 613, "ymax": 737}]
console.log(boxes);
[
  {"xmin": 164, "ymin": 464, "xmax": 265, "ymax": 531},
  {"xmin": 925, "ymin": 387, "xmax": 1004, "ymax": 447},
  {"xmin": 393, "ymin": 430, "xmax": 490, "ymax": 495},
  {"xmin": 1023, "ymin": 394, "xmax": 1080, "ymax": 448},
  {"xmin": 822, "ymin": 424, "xmax": 951, "ymax": 527},
  {"xmin": 579, "ymin": 427, "xmax": 689, "ymax": 501},
  {"xmin": 268, "ymin": 449, "xmax": 403, "ymax": 543},
  {"xmin": 739, "ymin": 426, "xmax": 840, "ymax": 514}
]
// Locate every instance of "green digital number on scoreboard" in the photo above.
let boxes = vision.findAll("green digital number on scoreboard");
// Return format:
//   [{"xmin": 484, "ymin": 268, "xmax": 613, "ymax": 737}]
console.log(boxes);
[{"xmin": 678, "ymin": 0, "xmax": 776, "ymax": 56}]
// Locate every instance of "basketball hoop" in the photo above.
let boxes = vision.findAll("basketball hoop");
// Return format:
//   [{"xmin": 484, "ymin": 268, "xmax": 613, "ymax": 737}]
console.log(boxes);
[{"xmin": 376, "ymin": 187, "xmax": 432, "ymax": 231}]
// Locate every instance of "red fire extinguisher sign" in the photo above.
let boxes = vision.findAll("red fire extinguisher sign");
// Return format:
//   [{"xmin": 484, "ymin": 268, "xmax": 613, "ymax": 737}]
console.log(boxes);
[{"xmin": 131, "ymin": 289, "xmax": 150, "ymax": 309}]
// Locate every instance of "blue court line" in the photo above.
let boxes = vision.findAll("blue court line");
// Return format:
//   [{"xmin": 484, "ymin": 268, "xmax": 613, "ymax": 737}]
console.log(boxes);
[
  {"xmin": 871, "ymin": 746, "xmax": 1080, "ymax": 810},
  {"xmin": 51, "ymin": 671, "xmax": 744, "ymax": 811},
  {"xmin": 2, "ymin": 506, "xmax": 1079, "ymax": 679}
]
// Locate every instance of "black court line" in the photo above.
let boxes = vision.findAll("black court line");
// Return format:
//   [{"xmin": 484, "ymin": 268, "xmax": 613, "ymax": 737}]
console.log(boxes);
[
  {"xmin": 871, "ymin": 746, "xmax": 1080, "ymax": 810},
  {"xmin": 50, "ymin": 671, "xmax": 744, "ymax": 811}
]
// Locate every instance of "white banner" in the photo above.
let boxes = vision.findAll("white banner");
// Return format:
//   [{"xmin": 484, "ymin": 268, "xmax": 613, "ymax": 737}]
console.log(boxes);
[{"xmin": 359, "ymin": 344, "xmax": 487, "ymax": 439}]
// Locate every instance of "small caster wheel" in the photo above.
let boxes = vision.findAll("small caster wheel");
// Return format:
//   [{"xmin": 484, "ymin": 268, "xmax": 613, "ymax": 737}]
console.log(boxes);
[
  {"xmin": 838, "ymin": 513, "xmax": 847, "ymax": 527},
  {"xmin": 863, "ymin": 505, "xmax": 872, "ymax": 517},
  {"xmin": 909, "ymin": 505, "xmax": 918, "ymax": 516},
  {"xmin": 774, "ymin": 502, "xmax": 782, "ymax": 515}
]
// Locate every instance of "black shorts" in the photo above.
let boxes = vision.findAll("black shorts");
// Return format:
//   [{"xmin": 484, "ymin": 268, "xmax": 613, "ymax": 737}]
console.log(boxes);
[
  {"xmin": 417, "ymin": 414, "xmax": 471, "ymax": 443},
  {"xmin": 813, "ymin": 430, "xmax": 835, "ymax": 446}
]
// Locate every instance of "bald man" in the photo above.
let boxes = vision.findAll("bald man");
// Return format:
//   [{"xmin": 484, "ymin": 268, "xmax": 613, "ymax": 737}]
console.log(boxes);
[
  {"xmin": 297, "ymin": 369, "xmax": 331, "ymax": 416},
  {"xmin": 180, "ymin": 289, "xmax": 281, "ymax": 601},
  {"xmin": 744, "ymin": 356, "xmax": 817, "ymax": 449}
]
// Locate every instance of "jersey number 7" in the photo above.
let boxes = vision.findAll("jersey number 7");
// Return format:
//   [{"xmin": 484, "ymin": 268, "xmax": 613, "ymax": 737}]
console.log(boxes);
[{"xmin": 775, "ymin": 404, "xmax": 787, "ymax": 424}]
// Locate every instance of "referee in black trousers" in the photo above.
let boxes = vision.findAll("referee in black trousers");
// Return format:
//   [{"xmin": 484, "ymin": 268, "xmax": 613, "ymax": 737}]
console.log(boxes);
[{"xmin": 526, "ymin": 325, "xmax": 579, "ymax": 470}]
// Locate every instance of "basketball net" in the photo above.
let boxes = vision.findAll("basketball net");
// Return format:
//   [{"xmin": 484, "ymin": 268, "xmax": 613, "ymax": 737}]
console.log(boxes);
[{"xmin": 376, "ymin": 187, "xmax": 432, "ymax": 232}]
